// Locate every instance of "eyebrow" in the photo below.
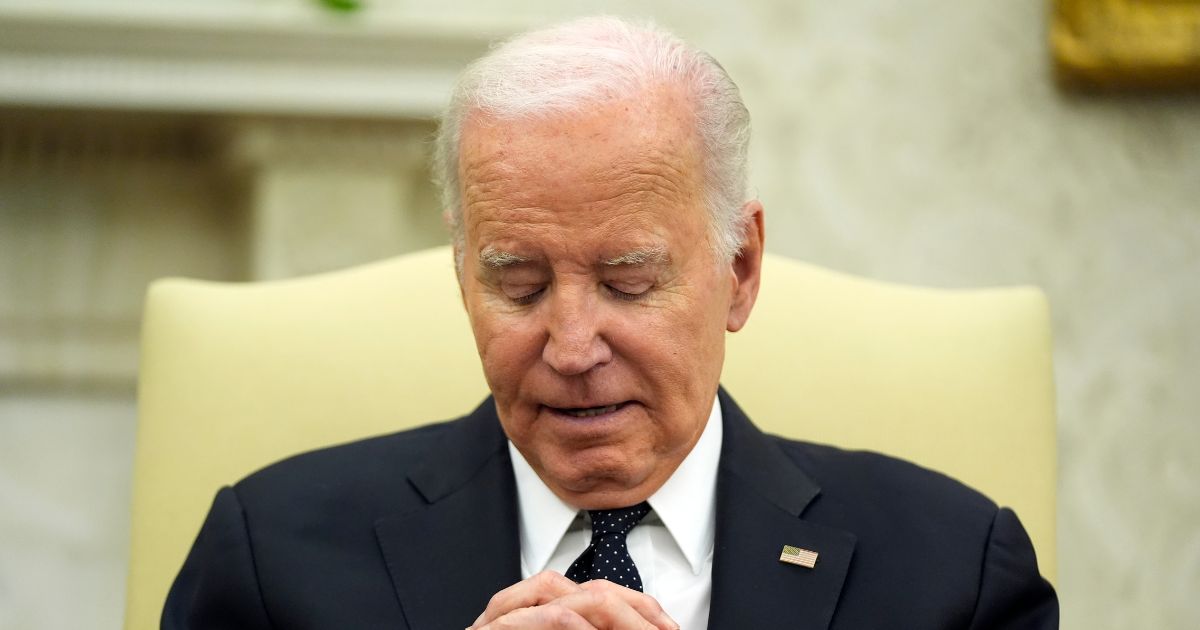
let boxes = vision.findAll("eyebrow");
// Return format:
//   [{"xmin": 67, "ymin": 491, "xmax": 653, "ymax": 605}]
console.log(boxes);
[
  {"xmin": 603, "ymin": 246, "xmax": 670, "ymax": 267},
  {"xmin": 478, "ymin": 248, "xmax": 532, "ymax": 270},
  {"xmin": 477, "ymin": 245, "xmax": 671, "ymax": 270}
]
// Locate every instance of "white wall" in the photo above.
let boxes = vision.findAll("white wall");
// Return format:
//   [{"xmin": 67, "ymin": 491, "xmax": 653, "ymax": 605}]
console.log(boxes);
[{"xmin": 0, "ymin": 394, "xmax": 135, "ymax": 630}]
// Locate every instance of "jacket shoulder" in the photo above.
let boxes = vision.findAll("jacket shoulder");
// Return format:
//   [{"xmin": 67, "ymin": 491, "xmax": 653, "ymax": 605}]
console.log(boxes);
[
  {"xmin": 764, "ymin": 437, "xmax": 1057, "ymax": 627},
  {"xmin": 232, "ymin": 418, "xmax": 459, "ymax": 514},
  {"xmin": 768, "ymin": 435, "xmax": 1002, "ymax": 565},
  {"xmin": 773, "ymin": 436, "xmax": 998, "ymax": 517}
]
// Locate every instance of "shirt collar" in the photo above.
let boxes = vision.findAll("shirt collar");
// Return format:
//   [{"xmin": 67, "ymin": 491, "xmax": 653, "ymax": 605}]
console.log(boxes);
[
  {"xmin": 509, "ymin": 441, "xmax": 579, "ymax": 577},
  {"xmin": 508, "ymin": 396, "xmax": 723, "ymax": 577},
  {"xmin": 647, "ymin": 397, "xmax": 722, "ymax": 575}
]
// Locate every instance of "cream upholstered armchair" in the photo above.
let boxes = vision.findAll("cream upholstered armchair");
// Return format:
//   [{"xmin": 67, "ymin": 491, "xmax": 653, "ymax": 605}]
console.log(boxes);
[{"xmin": 123, "ymin": 246, "xmax": 1057, "ymax": 629}]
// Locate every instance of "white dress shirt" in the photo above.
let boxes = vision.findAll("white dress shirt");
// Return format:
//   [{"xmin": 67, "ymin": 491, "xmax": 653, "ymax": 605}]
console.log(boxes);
[{"xmin": 508, "ymin": 398, "xmax": 723, "ymax": 630}]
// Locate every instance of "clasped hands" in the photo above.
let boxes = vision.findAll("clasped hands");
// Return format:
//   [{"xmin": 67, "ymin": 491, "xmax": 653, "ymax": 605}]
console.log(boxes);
[{"xmin": 468, "ymin": 570, "xmax": 680, "ymax": 630}]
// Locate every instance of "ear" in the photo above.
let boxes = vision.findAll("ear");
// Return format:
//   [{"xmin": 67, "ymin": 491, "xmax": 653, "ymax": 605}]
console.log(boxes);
[{"xmin": 726, "ymin": 200, "xmax": 765, "ymax": 333}]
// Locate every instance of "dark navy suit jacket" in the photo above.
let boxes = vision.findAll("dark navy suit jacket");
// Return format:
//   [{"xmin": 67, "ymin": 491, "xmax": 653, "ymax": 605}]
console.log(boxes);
[{"xmin": 164, "ymin": 389, "xmax": 1058, "ymax": 629}]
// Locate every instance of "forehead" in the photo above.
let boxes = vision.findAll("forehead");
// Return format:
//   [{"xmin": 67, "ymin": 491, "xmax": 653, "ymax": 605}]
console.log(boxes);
[{"xmin": 457, "ymin": 87, "xmax": 705, "ymax": 240}]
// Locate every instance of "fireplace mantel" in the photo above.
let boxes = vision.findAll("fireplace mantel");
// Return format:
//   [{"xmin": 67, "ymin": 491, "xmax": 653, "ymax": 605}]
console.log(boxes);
[
  {"xmin": 0, "ymin": 7, "xmax": 514, "ymax": 388},
  {"xmin": 0, "ymin": 7, "xmax": 508, "ymax": 118}
]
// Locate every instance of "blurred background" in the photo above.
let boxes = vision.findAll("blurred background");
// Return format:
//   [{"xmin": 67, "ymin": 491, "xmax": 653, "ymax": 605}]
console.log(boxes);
[{"xmin": 0, "ymin": 0, "xmax": 1196, "ymax": 628}]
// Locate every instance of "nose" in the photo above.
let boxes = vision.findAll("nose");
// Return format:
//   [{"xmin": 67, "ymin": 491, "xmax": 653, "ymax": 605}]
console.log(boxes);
[{"xmin": 542, "ymin": 286, "xmax": 612, "ymax": 376}]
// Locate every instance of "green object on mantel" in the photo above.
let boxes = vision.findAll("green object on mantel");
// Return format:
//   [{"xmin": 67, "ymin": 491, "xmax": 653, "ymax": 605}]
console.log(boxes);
[{"xmin": 319, "ymin": 0, "xmax": 364, "ymax": 13}]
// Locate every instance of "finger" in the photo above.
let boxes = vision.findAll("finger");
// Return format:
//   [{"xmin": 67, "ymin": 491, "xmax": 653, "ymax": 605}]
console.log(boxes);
[
  {"xmin": 472, "ymin": 571, "xmax": 583, "ymax": 627},
  {"xmin": 579, "ymin": 580, "xmax": 679, "ymax": 630},
  {"xmin": 546, "ymin": 587, "xmax": 671, "ymax": 630},
  {"xmin": 475, "ymin": 604, "xmax": 595, "ymax": 630}
]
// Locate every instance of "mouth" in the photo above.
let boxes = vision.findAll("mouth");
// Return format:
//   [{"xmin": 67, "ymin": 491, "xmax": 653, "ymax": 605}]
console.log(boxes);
[{"xmin": 546, "ymin": 401, "xmax": 632, "ymax": 419}]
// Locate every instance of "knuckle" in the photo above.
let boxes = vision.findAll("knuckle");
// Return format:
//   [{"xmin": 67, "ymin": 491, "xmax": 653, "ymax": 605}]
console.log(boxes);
[
  {"xmin": 541, "ymin": 604, "xmax": 578, "ymax": 628},
  {"xmin": 533, "ymin": 570, "xmax": 561, "ymax": 587},
  {"xmin": 492, "ymin": 617, "xmax": 520, "ymax": 630},
  {"xmin": 577, "ymin": 589, "xmax": 606, "ymax": 608},
  {"xmin": 580, "ymin": 578, "xmax": 609, "ymax": 592},
  {"xmin": 586, "ymin": 578, "xmax": 621, "ymax": 596}
]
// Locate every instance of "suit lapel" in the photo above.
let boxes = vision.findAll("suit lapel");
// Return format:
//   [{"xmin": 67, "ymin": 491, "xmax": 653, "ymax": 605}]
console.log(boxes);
[
  {"xmin": 709, "ymin": 389, "xmax": 856, "ymax": 629},
  {"xmin": 374, "ymin": 399, "xmax": 522, "ymax": 630},
  {"xmin": 371, "ymin": 391, "xmax": 856, "ymax": 629}
]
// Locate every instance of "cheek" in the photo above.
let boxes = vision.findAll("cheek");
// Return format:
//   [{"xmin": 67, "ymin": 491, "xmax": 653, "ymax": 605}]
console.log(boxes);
[
  {"xmin": 469, "ymin": 310, "xmax": 543, "ymax": 395},
  {"xmin": 611, "ymin": 298, "xmax": 725, "ymax": 382},
  {"xmin": 651, "ymin": 284, "xmax": 729, "ymax": 400}
]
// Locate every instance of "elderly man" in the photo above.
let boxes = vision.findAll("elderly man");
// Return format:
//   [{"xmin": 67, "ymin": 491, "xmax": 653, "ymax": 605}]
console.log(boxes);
[{"xmin": 164, "ymin": 16, "xmax": 1057, "ymax": 630}]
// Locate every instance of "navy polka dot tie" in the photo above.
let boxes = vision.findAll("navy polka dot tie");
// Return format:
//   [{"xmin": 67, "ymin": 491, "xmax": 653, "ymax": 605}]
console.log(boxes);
[{"xmin": 565, "ymin": 502, "xmax": 652, "ymax": 591}]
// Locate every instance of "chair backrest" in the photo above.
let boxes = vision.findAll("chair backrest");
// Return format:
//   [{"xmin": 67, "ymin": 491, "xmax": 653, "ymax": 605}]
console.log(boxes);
[{"xmin": 124, "ymin": 246, "xmax": 1057, "ymax": 629}]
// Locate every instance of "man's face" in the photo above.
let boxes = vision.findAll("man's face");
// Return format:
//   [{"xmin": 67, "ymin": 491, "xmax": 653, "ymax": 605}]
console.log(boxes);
[{"xmin": 457, "ymin": 88, "xmax": 760, "ymax": 509}]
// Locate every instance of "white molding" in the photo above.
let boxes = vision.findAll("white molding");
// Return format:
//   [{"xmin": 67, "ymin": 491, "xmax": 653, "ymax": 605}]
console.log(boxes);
[{"xmin": 0, "ymin": 9, "xmax": 510, "ymax": 119}]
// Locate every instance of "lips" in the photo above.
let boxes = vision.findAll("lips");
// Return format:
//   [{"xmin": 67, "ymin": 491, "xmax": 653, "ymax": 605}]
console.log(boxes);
[{"xmin": 546, "ymin": 401, "xmax": 631, "ymax": 418}]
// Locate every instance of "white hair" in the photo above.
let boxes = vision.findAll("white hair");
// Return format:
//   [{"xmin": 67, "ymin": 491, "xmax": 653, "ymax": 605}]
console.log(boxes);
[{"xmin": 433, "ymin": 16, "xmax": 752, "ymax": 273}]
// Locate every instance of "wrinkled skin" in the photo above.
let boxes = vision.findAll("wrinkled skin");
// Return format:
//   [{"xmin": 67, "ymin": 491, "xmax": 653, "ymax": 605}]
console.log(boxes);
[{"xmin": 458, "ymin": 86, "xmax": 764, "ymax": 511}]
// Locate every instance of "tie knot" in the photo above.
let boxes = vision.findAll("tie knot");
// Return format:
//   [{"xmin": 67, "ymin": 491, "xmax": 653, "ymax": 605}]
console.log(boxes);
[{"xmin": 587, "ymin": 502, "xmax": 651, "ymax": 537}]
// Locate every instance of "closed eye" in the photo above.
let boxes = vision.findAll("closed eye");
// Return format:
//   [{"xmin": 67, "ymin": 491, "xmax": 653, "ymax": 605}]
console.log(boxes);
[
  {"xmin": 606, "ymin": 284, "xmax": 649, "ymax": 301},
  {"xmin": 510, "ymin": 287, "xmax": 545, "ymax": 306}
]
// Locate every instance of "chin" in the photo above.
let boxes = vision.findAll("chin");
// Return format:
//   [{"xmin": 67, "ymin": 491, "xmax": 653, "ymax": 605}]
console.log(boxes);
[
  {"xmin": 557, "ymin": 481, "xmax": 657, "ymax": 510},
  {"xmin": 539, "ymin": 449, "xmax": 659, "ymax": 506}
]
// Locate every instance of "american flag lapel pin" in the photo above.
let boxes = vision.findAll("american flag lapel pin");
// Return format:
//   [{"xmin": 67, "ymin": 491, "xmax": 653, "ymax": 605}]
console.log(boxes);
[{"xmin": 779, "ymin": 544, "xmax": 819, "ymax": 569}]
